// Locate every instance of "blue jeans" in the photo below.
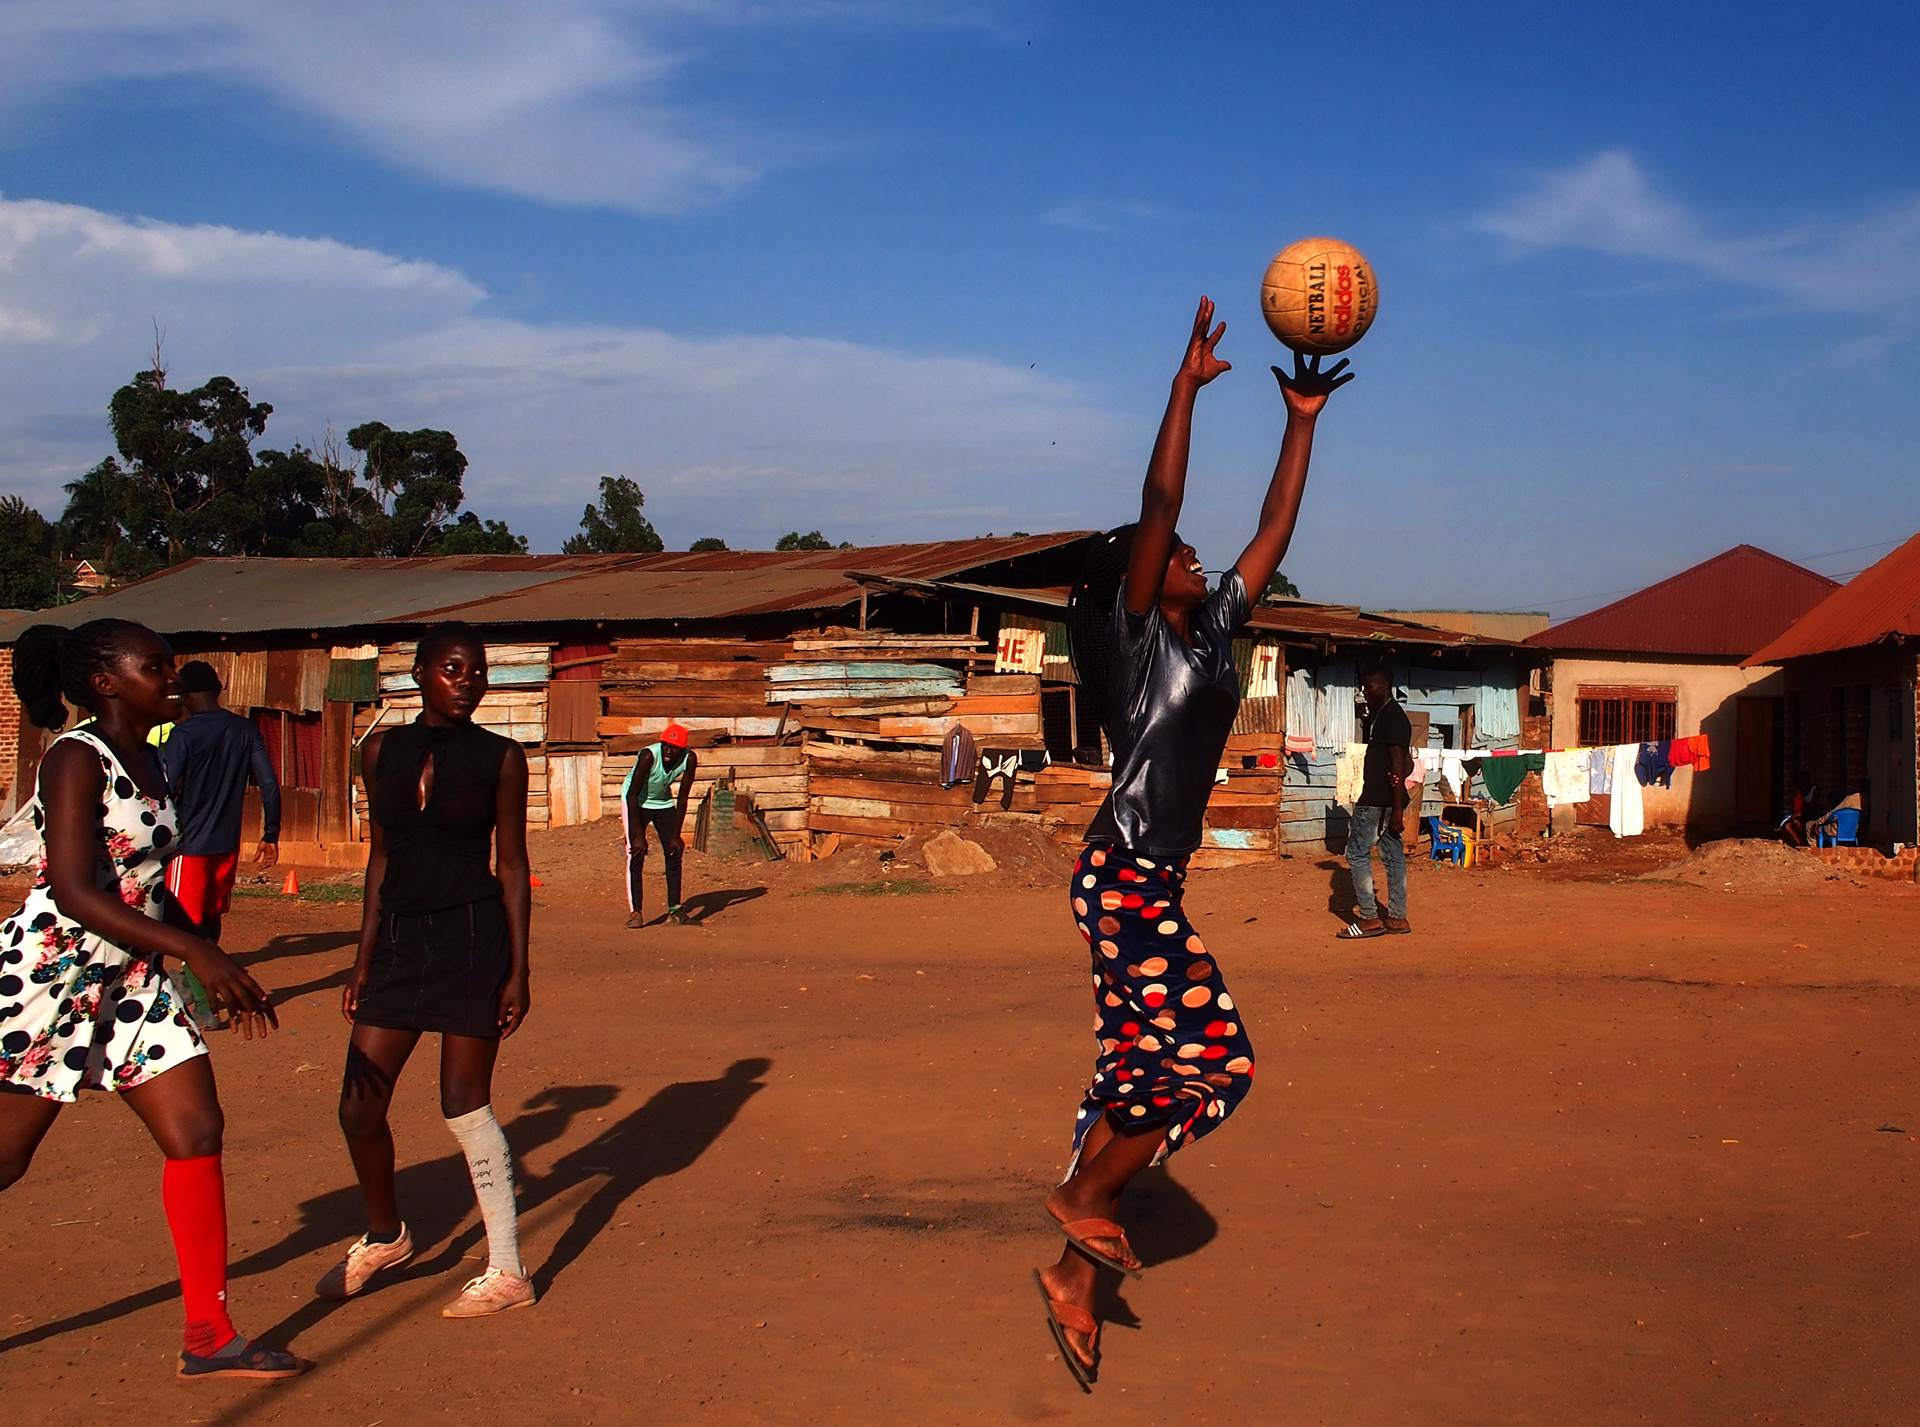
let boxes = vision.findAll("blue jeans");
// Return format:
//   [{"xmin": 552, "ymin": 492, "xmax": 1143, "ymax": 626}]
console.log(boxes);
[{"xmin": 1346, "ymin": 804, "xmax": 1407, "ymax": 922}]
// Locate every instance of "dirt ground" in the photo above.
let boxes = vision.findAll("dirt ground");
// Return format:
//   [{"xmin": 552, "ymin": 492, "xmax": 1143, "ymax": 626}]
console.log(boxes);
[{"xmin": 3, "ymin": 822, "xmax": 1918, "ymax": 1426}]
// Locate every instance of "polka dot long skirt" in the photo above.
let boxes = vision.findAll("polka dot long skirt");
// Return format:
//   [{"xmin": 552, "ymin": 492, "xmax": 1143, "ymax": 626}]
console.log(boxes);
[
  {"xmin": 1068, "ymin": 844, "xmax": 1254, "ymax": 1165},
  {"xmin": 0, "ymin": 729, "xmax": 205, "ymax": 1103}
]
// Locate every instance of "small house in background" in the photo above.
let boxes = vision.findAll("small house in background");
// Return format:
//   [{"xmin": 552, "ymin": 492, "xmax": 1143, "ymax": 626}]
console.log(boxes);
[
  {"xmin": 1526, "ymin": 545, "xmax": 1839, "ymax": 836},
  {"xmin": 1744, "ymin": 531, "xmax": 1920, "ymax": 849},
  {"xmin": 64, "ymin": 560, "xmax": 109, "ymax": 594},
  {"xmin": 1378, "ymin": 610, "xmax": 1550, "ymax": 643}
]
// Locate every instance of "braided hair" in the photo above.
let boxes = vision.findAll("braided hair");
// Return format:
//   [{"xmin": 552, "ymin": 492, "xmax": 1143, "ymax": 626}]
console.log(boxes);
[
  {"xmin": 9, "ymin": 618, "xmax": 154, "ymax": 731},
  {"xmin": 1066, "ymin": 525, "xmax": 1140, "ymax": 747}
]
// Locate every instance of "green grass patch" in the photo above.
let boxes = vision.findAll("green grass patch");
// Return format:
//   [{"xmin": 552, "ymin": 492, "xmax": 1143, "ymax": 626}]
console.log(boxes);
[
  {"xmin": 805, "ymin": 878, "xmax": 943, "ymax": 897},
  {"xmin": 232, "ymin": 882, "xmax": 363, "ymax": 905}
]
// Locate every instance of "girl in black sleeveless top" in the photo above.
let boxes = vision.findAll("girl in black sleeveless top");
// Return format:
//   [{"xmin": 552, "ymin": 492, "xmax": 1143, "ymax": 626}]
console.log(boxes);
[
  {"xmin": 318, "ymin": 624, "xmax": 537, "ymax": 1319},
  {"xmin": 1035, "ymin": 299, "xmax": 1353, "ymax": 1389}
]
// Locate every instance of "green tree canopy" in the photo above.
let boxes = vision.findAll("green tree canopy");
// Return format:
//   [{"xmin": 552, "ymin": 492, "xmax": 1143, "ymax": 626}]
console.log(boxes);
[
  {"xmin": 1264, "ymin": 571, "xmax": 1301, "ymax": 601},
  {"xmin": 689, "ymin": 536, "xmax": 730, "ymax": 552},
  {"xmin": 0, "ymin": 494, "xmax": 60, "ymax": 609},
  {"xmin": 563, "ymin": 475, "xmax": 663, "ymax": 555},
  {"xmin": 775, "ymin": 530, "xmax": 834, "ymax": 552}
]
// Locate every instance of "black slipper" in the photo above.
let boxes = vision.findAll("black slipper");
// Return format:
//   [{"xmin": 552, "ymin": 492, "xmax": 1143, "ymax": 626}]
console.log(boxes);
[{"xmin": 177, "ymin": 1338, "xmax": 311, "ymax": 1382}]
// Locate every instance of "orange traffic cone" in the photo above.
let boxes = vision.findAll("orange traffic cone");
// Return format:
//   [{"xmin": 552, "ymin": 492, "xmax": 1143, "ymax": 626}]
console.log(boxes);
[
  {"xmin": 281, "ymin": 868, "xmax": 300, "ymax": 896},
  {"xmin": 528, "ymin": 874, "xmax": 544, "ymax": 888}
]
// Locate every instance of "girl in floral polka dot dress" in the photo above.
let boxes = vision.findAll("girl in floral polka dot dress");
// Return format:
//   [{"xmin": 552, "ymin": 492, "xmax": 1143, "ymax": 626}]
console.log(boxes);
[
  {"xmin": 0, "ymin": 619, "xmax": 305, "ymax": 1382},
  {"xmin": 1035, "ymin": 299, "xmax": 1354, "ymax": 1389}
]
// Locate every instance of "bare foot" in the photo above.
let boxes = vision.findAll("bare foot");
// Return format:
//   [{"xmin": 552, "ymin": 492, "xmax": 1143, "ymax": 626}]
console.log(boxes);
[
  {"xmin": 1037, "ymin": 1259, "xmax": 1099, "ymax": 1371},
  {"xmin": 1044, "ymin": 1187, "xmax": 1142, "ymax": 1273}
]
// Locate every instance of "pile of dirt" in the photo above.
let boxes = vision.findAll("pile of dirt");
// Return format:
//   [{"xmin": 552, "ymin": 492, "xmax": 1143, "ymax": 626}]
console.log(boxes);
[{"xmin": 1641, "ymin": 837, "xmax": 1863, "ymax": 890}]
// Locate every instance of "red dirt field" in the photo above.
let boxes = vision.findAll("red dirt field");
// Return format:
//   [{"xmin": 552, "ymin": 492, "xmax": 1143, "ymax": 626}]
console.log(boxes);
[{"xmin": 2, "ymin": 823, "xmax": 1917, "ymax": 1426}]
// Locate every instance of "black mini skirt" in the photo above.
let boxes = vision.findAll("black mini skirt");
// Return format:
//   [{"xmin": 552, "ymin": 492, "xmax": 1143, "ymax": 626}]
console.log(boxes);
[{"xmin": 354, "ymin": 897, "xmax": 511, "ymax": 1039}]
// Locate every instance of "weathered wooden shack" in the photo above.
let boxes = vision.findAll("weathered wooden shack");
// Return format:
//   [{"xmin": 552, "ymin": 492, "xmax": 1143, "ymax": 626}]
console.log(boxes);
[{"xmin": 0, "ymin": 538, "xmax": 1539, "ymax": 866}]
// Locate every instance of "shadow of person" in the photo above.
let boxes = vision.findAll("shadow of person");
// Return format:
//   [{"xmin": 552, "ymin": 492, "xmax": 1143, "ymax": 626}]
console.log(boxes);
[
  {"xmin": 522, "ymin": 1056, "xmax": 772, "ymax": 1294},
  {"xmin": 1084, "ymin": 1162, "xmax": 1219, "ymax": 1336},
  {"xmin": 235, "ymin": 930, "xmax": 358, "ymax": 972},
  {"xmin": 1321, "ymin": 856, "xmax": 1359, "ymax": 926},
  {"xmin": 0, "ymin": 1082, "xmax": 619, "ymax": 1355},
  {"xmin": 677, "ymin": 886, "xmax": 768, "ymax": 926}
]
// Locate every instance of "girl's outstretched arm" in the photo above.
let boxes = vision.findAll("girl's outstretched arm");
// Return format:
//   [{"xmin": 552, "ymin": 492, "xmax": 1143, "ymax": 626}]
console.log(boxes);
[
  {"xmin": 1127, "ymin": 296, "xmax": 1232, "ymax": 616},
  {"xmin": 1234, "ymin": 349, "xmax": 1355, "ymax": 600}
]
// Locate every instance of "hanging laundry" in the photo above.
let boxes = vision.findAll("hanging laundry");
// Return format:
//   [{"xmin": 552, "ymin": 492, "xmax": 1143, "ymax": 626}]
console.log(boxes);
[
  {"xmin": 1608, "ymin": 743, "xmax": 1644, "ymax": 837},
  {"xmin": 1284, "ymin": 667, "xmax": 1317, "ymax": 750},
  {"xmin": 1473, "ymin": 664, "xmax": 1522, "ymax": 741},
  {"xmin": 1479, "ymin": 751, "xmax": 1544, "ymax": 807},
  {"xmin": 939, "ymin": 722, "xmax": 979, "ymax": 788},
  {"xmin": 1635, "ymin": 741, "xmax": 1675, "ymax": 788},
  {"xmin": 1542, "ymin": 749, "xmax": 1591, "ymax": 807},
  {"xmin": 1669, "ymin": 738, "xmax": 1695, "ymax": 769},
  {"xmin": 1404, "ymin": 750, "xmax": 1430, "ymax": 793},
  {"xmin": 1588, "ymin": 745, "xmax": 1614, "ymax": 796},
  {"xmin": 1314, "ymin": 660, "xmax": 1358, "ymax": 752},
  {"xmin": 1334, "ymin": 741, "xmax": 1366, "ymax": 807},
  {"xmin": 1440, "ymin": 748, "xmax": 1474, "ymax": 800},
  {"xmin": 1687, "ymin": 733, "xmax": 1712, "ymax": 772},
  {"xmin": 972, "ymin": 750, "xmax": 1022, "ymax": 809},
  {"xmin": 1284, "ymin": 732, "xmax": 1315, "ymax": 756}
]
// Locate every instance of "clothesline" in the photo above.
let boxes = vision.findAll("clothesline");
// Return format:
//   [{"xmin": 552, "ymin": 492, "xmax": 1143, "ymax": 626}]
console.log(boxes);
[{"xmin": 1332, "ymin": 735, "xmax": 1713, "ymax": 840}]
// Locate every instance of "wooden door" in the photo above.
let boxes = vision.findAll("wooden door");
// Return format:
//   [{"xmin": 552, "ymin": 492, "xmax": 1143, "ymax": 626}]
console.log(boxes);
[
  {"xmin": 548, "ymin": 751, "xmax": 604, "ymax": 827},
  {"xmin": 1735, "ymin": 697, "xmax": 1779, "ymax": 826}
]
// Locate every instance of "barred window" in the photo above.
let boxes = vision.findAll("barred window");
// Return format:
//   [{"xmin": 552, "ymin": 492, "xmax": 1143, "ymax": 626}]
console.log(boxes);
[{"xmin": 1576, "ymin": 686, "xmax": 1677, "ymax": 746}]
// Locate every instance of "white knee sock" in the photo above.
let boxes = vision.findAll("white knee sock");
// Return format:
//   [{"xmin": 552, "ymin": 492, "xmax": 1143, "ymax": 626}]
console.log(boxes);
[{"xmin": 446, "ymin": 1105, "xmax": 522, "ymax": 1276}]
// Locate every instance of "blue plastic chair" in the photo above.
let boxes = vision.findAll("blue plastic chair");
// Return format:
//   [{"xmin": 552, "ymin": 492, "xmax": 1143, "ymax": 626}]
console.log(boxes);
[
  {"xmin": 1426, "ymin": 816, "xmax": 1465, "ymax": 866},
  {"xmin": 1816, "ymin": 808, "xmax": 1862, "ymax": 848}
]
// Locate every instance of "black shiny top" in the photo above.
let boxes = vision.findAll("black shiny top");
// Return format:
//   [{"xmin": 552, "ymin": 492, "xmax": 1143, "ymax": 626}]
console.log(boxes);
[
  {"xmin": 371, "ymin": 716, "xmax": 511, "ymax": 915},
  {"xmin": 1084, "ymin": 571, "xmax": 1249, "ymax": 857}
]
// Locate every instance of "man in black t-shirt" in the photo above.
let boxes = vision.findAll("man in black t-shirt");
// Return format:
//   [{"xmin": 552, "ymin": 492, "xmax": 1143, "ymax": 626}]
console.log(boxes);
[{"xmin": 1342, "ymin": 666, "xmax": 1412, "ymax": 937}]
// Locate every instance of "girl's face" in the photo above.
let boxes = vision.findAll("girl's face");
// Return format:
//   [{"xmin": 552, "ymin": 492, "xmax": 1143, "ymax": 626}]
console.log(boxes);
[
  {"xmin": 95, "ymin": 630, "xmax": 183, "ymax": 727},
  {"xmin": 1162, "ymin": 540, "xmax": 1208, "ymax": 609},
  {"xmin": 414, "ymin": 639, "xmax": 489, "ymax": 722}
]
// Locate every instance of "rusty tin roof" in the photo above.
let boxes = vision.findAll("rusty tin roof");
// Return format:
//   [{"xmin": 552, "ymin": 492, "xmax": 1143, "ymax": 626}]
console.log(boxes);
[{"xmin": 1745, "ymin": 531, "xmax": 1920, "ymax": 665}]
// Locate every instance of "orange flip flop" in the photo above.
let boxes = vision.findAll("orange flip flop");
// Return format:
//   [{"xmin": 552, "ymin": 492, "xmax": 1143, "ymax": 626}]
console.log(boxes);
[
  {"xmin": 1032, "ymin": 1270, "xmax": 1096, "ymax": 1392},
  {"xmin": 1046, "ymin": 1211, "xmax": 1144, "ymax": 1279}
]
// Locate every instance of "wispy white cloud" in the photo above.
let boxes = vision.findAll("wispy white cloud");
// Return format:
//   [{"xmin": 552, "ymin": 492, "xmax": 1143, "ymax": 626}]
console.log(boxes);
[
  {"xmin": 0, "ymin": 1, "xmax": 994, "ymax": 214},
  {"xmin": 1477, "ymin": 150, "xmax": 1920, "ymax": 321},
  {"xmin": 0, "ymin": 194, "xmax": 1123, "ymax": 546},
  {"xmin": 1041, "ymin": 198, "xmax": 1169, "ymax": 236}
]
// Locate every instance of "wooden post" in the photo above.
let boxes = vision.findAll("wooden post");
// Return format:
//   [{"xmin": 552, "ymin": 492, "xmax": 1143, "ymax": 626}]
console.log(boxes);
[{"xmin": 858, "ymin": 592, "xmax": 868, "ymax": 631}]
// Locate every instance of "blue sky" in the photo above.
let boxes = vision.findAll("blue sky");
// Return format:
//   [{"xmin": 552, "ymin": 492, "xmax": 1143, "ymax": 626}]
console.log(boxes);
[{"xmin": 1, "ymin": 1, "xmax": 1915, "ymax": 613}]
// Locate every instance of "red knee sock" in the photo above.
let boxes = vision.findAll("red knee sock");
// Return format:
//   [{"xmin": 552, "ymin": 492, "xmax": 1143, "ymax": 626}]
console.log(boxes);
[{"xmin": 161, "ymin": 1154, "xmax": 236, "ymax": 1356}]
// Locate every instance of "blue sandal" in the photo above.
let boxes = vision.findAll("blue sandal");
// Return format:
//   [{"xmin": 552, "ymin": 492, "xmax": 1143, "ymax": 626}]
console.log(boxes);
[{"xmin": 177, "ymin": 1337, "xmax": 311, "ymax": 1381}]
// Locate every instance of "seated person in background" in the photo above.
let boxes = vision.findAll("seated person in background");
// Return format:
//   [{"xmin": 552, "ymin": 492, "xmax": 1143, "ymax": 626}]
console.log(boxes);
[
  {"xmin": 1815, "ymin": 780, "xmax": 1866, "ymax": 842},
  {"xmin": 1779, "ymin": 772, "xmax": 1816, "ymax": 847}
]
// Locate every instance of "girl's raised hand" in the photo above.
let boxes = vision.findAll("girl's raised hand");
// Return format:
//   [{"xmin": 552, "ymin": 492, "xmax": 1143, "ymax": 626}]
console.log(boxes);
[
  {"xmin": 1178, "ymin": 296, "xmax": 1232, "ymax": 387},
  {"xmin": 1271, "ymin": 348, "xmax": 1355, "ymax": 418}
]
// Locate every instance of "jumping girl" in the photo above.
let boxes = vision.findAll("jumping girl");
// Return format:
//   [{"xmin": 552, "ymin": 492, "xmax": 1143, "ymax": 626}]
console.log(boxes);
[
  {"xmin": 0, "ymin": 620, "xmax": 303, "ymax": 1381},
  {"xmin": 318, "ymin": 622, "xmax": 535, "ymax": 1317},
  {"xmin": 1037, "ymin": 299, "xmax": 1352, "ymax": 1388}
]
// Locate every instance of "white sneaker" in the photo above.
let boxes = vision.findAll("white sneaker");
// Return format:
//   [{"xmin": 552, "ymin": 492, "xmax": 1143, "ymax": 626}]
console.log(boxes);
[
  {"xmin": 314, "ymin": 1224, "xmax": 414, "ymax": 1299},
  {"xmin": 442, "ymin": 1267, "xmax": 536, "ymax": 1319}
]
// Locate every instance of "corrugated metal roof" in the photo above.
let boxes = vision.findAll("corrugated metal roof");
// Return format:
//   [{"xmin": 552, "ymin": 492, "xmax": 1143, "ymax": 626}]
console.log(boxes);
[
  {"xmin": 1525, "ymin": 546, "xmax": 1837, "ymax": 659},
  {"xmin": 1745, "ymin": 531, "xmax": 1920, "ymax": 665},
  {"xmin": 0, "ymin": 535, "xmax": 1094, "ymax": 641},
  {"xmin": 853, "ymin": 575, "xmax": 1533, "ymax": 651},
  {"xmin": 1378, "ymin": 610, "xmax": 1551, "ymax": 642}
]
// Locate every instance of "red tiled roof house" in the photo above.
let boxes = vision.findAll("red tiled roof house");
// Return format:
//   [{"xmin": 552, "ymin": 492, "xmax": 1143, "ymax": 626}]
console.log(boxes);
[
  {"xmin": 1743, "ymin": 533, "xmax": 1920, "ymax": 848},
  {"xmin": 1527, "ymin": 546, "xmax": 1838, "ymax": 835}
]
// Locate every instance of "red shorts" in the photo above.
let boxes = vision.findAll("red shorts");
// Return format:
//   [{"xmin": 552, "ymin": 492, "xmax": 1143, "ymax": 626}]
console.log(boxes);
[{"xmin": 166, "ymin": 852, "xmax": 240, "ymax": 929}]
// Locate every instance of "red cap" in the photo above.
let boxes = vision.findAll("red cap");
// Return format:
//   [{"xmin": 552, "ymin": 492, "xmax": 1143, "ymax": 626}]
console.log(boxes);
[{"xmin": 661, "ymin": 722, "xmax": 690, "ymax": 748}]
